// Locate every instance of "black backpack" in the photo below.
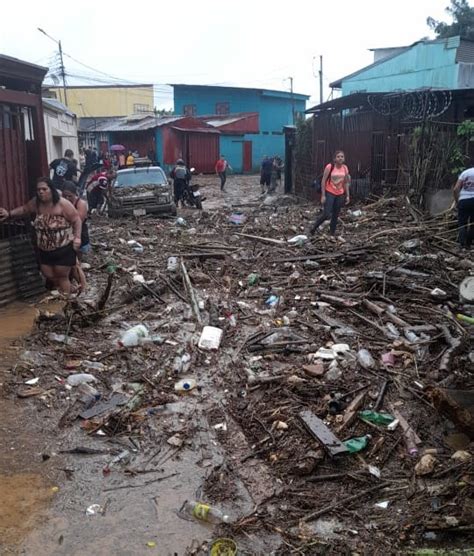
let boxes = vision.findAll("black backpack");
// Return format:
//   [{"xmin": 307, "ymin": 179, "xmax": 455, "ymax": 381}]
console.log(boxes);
[{"xmin": 312, "ymin": 163, "xmax": 334, "ymax": 192}]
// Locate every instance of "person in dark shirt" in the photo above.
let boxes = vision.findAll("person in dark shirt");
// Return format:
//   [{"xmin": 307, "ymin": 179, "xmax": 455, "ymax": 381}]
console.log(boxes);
[
  {"xmin": 49, "ymin": 149, "xmax": 79, "ymax": 191},
  {"xmin": 170, "ymin": 159, "xmax": 191, "ymax": 207},
  {"xmin": 260, "ymin": 156, "xmax": 273, "ymax": 194}
]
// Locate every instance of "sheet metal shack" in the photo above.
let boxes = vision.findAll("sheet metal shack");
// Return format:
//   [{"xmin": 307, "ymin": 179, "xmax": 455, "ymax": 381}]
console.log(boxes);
[
  {"xmin": 300, "ymin": 88, "xmax": 474, "ymax": 201},
  {"xmin": 0, "ymin": 55, "xmax": 48, "ymax": 306}
]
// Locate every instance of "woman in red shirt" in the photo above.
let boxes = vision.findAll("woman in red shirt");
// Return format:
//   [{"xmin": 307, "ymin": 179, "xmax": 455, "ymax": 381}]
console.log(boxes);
[{"xmin": 310, "ymin": 150, "xmax": 350, "ymax": 236}]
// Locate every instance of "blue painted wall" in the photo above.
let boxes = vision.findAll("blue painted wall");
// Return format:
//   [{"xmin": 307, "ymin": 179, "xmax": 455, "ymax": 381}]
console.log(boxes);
[
  {"xmin": 173, "ymin": 85, "xmax": 308, "ymax": 172},
  {"xmin": 341, "ymin": 37, "xmax": 461, "ymax": 95}
]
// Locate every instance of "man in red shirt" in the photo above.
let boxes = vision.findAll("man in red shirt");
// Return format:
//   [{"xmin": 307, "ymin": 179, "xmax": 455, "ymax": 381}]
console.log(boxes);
[{"xmin": 215, "ymin": 155, "xmax": 232, "ymax": 191}]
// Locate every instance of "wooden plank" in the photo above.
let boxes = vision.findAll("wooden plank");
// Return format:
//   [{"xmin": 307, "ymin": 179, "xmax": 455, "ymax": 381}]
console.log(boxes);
[
  {"xmin": 336, "ymin": 391, "xmax": 366, "ymax": 433},
  {"xmin": 299, "ymin": 410, "xmax": 349, "ymax": 457}
]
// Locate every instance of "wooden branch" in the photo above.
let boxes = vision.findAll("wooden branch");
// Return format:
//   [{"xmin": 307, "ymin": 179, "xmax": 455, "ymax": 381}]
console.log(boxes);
[{"xmin": 180, "ymin": 259, "xmax": 202, "ymax": 324}]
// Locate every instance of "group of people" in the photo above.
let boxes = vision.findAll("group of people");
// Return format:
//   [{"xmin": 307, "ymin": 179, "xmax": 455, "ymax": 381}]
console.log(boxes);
[
  {"xmin": 0, "ymin": 145, "xmax": 472, "ymax": 299},
  {"xmin": 0, "ymin": 147, "xmax": 110, "ymax": 295}
]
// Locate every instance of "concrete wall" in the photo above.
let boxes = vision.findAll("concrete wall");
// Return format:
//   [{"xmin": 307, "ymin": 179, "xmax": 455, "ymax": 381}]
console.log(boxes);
[
  {"xmin": 50, "ymin": 86, "xmax": 154, "ymax": 117},
  {"xmin": 342, "ymin": 38, "xmax": 460, "ymax": 95},
  {"xmin": 43, "ymin": 108, "xmax": 79, "ymax": 163}
]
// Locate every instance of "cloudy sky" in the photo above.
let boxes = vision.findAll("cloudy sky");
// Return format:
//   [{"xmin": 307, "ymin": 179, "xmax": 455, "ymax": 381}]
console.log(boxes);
[{"xmin": 1, "ymin": 0, "xmax": 456, "ymax": 109}]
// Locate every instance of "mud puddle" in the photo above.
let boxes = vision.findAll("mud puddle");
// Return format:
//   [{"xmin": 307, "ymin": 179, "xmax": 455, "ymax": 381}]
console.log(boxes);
[{"xmin": 0, "ymin": 300, "xmax": 61, "ymax": 554}]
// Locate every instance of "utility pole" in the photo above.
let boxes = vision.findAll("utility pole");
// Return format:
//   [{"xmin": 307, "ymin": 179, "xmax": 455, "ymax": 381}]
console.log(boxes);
[
  {"xmin": 58, "ymin": 40, "xmax": 68, "ymax": 107},
  {"xmin": 286, "ymin": 76, "xmax": 295, "ymax": 124},
  {"xmin": 38, "ymin": 28, "xmax": 68, "ymax": 107},
  {"xmin": 319, "ymin": 55, "xmax": 323, "ymax": 105}
]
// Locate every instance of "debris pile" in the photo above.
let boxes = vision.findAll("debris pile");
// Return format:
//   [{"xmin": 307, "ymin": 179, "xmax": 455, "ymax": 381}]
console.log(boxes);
[{"xmin": 6, "ymin": 192, "xmax": 474, "ymax": 553}]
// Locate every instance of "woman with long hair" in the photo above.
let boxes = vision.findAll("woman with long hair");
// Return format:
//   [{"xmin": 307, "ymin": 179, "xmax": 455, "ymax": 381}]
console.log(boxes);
[
  {"xmin": 310, "ymin": 150, "xmax": 351, "ymax": 237},
  {"xmin": 0, "ymin": 177, "xmax": 82, "ymax": 294}
]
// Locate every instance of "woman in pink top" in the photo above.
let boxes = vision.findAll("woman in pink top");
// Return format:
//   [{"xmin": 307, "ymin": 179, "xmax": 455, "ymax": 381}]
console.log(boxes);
[{"xmin": 310, "ymin": 150, "xmax": 351, "ymax": 236}]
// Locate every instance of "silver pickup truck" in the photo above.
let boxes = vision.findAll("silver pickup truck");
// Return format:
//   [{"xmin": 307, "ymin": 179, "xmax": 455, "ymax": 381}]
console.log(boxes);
[{"xmin": 108, "ymin": 166, "xmax": 176, "ymax": 217}]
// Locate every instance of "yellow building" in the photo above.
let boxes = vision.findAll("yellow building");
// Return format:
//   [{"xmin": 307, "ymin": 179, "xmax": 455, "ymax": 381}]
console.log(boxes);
[{"xmin": 49, "ymin": 84, "xmax": 154, "ymax": 117}]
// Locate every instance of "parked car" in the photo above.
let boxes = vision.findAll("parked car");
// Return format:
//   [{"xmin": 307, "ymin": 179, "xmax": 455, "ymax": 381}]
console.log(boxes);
[{"xmin": 108, "ymin": 166, "xmax": 176, "ymax": 217}]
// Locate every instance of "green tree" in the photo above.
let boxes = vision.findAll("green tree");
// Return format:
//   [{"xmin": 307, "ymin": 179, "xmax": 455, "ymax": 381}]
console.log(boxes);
[{"xmin": 427, "ymin": 0, "xmax": 474, "ymax": 40}]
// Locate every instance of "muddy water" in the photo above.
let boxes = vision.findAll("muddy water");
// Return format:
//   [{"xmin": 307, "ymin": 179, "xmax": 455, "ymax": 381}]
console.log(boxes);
[
  {"xmin": 0, "ymin": 302, "xmax": 234, "ymax": 555},
  {"xmin": 0, "ymin": 302, "xmax": 54, "ymax": 553}
]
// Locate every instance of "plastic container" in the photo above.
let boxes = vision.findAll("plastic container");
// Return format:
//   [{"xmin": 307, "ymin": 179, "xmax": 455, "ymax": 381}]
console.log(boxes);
[
  {"xmin": 167, "ymin": 256, "xmax": 179, "ymax": 272},
  {"xmin": 118, "ymin": 324, "xmax": 149, "ymax": 347},
  {"xmin": 229, "ymin": 212, "xmax": 246, "ymax": 225},
  {"xmin": 174, "ymin": 378, "xmax": 197, "ymax": 392},
  {"xmin": 265, "ymin": 295, "xmax": 279, "ymax": 308},
  {"xmin": 198, "ymin": 326, "xmax": 223, "ymax": 350},
  {"xmin": 127, "ymin": 240, "xmax": 144, "ymax": 254},
  {"xmin": 357, "ymin": 349, "xmax": 375, "ymax": 369},
  {"xmin": 183, "ymin": 500, "xmax": 230, "ymax": 524},
  {"xmin": 66, "ymin": 373, "xmax": 97, "ymax": 386}
]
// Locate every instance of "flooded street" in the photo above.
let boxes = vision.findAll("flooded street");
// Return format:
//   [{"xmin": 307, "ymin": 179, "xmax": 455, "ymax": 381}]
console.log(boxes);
[
  {"xmin": 0, "ymin": 175, "xmax": 472, "ymax": 555},
  {"xmin": 0, "ymin": 176, "xmax": 272, "ymax": 556}
]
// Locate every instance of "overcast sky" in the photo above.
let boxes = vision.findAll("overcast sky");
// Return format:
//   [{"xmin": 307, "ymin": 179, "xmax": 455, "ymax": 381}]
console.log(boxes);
[{"xmin": 0, "ymin": 0, "xmax": 457, "ymax": 109}]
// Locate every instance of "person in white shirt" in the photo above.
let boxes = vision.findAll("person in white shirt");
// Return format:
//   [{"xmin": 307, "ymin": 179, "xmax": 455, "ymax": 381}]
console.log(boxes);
[{"xmin": 453, "ymin": 167, "xmax": 474, "ymax": 249}]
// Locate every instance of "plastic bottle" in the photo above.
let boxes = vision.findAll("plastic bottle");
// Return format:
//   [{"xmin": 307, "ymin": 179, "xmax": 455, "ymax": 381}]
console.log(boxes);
[
  {"xmin": 344, "ymin": 435, "xmax": 371, "ymax": 453},
  {"xmin": 174, "ymin": 378, "xmax": 197, "ymax": 392},
  {"xmin": 66, "ymin": 373, "xmax": 97, "ymax": 386},
  {"xmin": 247, "ymin": 273, "xmax": 260, "ymax": 286},
  {"xmin": 357, "ymin": 349, "xmax": 375, "ymax": 369},
  {"xmin": 103, "ymin": 449, "xmax": 131, "ymax": 474},
  {"xmin": 183, "ymin": 500, "xmax": 230, "ymax": 524},
  {"xmin": 118, "ymin": 325, "xmax": 149, "ymax": 347},
  {"xmin": 359, "ymin": 410, "xmax": 394, "ymax": 426}
]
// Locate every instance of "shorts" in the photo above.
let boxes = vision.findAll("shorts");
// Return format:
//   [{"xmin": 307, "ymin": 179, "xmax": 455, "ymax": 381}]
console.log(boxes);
[
  {"xmin": 38, "ymin": 243, "xmax": 76, "ymax": 267},
  {"xmin": 260, "ymin": 174, "xmax": 271, "ymax": 186}
]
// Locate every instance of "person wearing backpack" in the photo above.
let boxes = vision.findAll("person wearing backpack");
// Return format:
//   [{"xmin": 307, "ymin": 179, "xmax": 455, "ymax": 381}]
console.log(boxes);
[
  {"xmin": 170, "ymin": 159, "xmax": 191, "ymax": 207},
  {"xmin": 310, "ymin": 150, "xmax": 350, "ymax": 236}
]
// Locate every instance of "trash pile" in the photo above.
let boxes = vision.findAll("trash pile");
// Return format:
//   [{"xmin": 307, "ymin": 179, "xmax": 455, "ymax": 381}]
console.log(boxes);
[{"xmin": 6, "ymin": 194, "xmax": 474, "ymax": 553}]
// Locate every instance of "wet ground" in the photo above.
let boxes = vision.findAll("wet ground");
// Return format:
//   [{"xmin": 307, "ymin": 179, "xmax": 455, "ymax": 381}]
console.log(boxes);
[
  {"xmin": 0, "ymin": 174, "xmax": 472, "ymax": 555},
  {"xmin": 0, "ymin": 174, "xmax": 272, "ymax": 556}
]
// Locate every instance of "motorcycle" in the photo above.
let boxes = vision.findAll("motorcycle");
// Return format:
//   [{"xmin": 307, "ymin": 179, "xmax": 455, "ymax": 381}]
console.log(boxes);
[{"xmin": 182, "ymin": 168, "xmax": 205, "ymax": 210}]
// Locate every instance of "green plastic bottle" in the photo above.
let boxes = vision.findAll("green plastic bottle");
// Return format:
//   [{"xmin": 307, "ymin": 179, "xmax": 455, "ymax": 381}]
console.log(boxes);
[
  {"xmin": 344, "ymin": 435, "xmax": 371, "ymax": 453},
  {"xmin": 247, "ymin": 273, "xmax": 260, "ymax": 286},
  {"xmin": 359, "ymin": 410, "xmax": 394, "ymax": 426}
]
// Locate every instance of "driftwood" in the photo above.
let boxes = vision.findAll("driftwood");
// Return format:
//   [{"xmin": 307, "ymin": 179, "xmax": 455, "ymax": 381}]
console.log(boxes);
[
  {"xmin": 180, "ymin": 259, "xmax": 202, "ymax": 324},
  {"xmin": 298, "ymin": 481, "xmax": 390, "ymax": 524},
  {"xmin": 236, "ymin": 232, "xmax": 286, "ymax": 246},
  {"xmin": 336, "ymin": 391, "xmax": 366, "ymax": 433},
  {"xmin": 438, "ymin": 325, "xmax": 463, "ymax": 374}
]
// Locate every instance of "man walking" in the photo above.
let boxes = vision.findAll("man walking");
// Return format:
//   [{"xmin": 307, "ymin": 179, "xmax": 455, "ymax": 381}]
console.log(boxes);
[
  {"xmin": 215, "ymin": 155, "xmax": 232, "ymax": 191},
  {"xmin": 49, "ymin": 149, "xmax": 79, "ymax": 191}
]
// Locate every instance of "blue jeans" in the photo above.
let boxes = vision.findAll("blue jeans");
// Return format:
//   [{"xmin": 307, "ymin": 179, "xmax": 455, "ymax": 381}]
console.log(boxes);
[{"xmin": 311, "ymin": 192, "xmax": 345, "ymax": 235}]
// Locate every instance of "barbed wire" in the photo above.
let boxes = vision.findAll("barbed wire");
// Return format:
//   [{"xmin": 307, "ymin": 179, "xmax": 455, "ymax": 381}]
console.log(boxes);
[{"xmin": 367, "ymin": 90, "xmax": 452, "ymax": 121}]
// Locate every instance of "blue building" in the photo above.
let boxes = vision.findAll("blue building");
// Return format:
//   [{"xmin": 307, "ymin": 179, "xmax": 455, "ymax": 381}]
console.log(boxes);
[
  {"xmin": 171, "ymin": 84, "xmax": 309, "ymax": 172},
  {"xmin": 331, "ymin": 36, "xmax": 474, "ymax": 96}
]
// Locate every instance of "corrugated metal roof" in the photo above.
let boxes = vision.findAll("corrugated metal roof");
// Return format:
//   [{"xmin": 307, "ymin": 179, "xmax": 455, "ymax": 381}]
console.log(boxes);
[
  {"xmin": 95, "ymin": 115, "xmax": 185, "ymax": 132},
  {"xmin": 205, "ymin": 116, "xmax": 243, "ymax": 127},
  {"xmin": 42, "ymin": 97, "xmax": 76, "ymax": 117}
]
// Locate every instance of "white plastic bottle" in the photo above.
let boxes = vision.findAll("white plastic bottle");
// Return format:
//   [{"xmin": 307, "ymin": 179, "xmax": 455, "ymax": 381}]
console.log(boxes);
[
  {"xmin": 183, "ymin": 500, "xmax": 230, "ymax": 524},
  {"xmin": 118, "ymin": 325, "xmax": 149, "ymax": 347}
]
